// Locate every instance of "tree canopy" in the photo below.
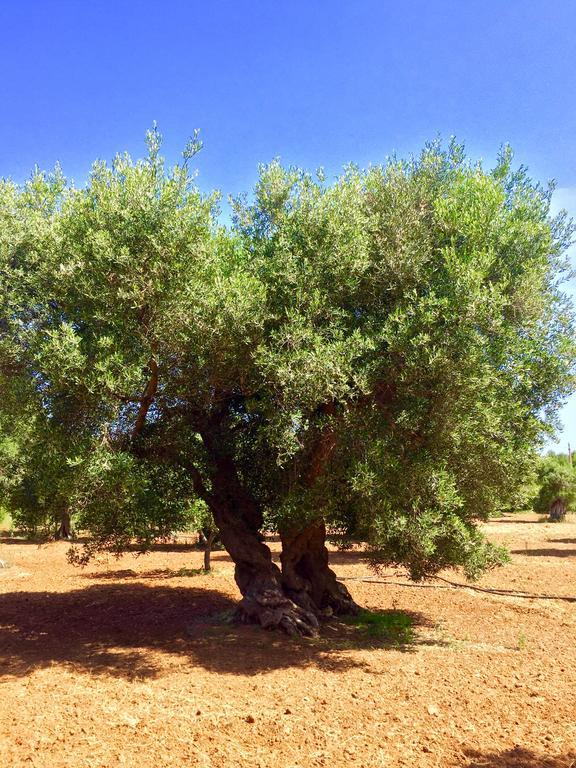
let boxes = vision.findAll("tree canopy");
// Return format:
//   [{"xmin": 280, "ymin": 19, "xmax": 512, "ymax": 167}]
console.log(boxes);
[
  {"xmin": 533, "ymin": 453, "xmax": 576, "ymax": 520},
  {"xmin": 1, "ymin": 131, "xmax": 574, "ymax": 634}
]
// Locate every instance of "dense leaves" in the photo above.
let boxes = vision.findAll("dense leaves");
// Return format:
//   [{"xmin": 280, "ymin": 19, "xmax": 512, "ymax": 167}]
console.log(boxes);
[
  {"xmin": 1, "ymin": 132, "xmax": 574, "ymax": 587},
  {"xmin": 533, "ymin": 453, "xmax": 576, "ymax": 520}
]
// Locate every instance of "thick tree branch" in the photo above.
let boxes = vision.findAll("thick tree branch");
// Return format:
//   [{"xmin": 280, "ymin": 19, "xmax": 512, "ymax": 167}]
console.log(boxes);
[
  {"xmin": 132, "ymin": 357, "xmax": 158, "ymax": 438},
  {"xmin": 301, "ymin": 380, "xmax": 398, "ymax": 488},
  {"xmin": 305, "ymin": 401, "xmax": 338, "ymax": 486}
]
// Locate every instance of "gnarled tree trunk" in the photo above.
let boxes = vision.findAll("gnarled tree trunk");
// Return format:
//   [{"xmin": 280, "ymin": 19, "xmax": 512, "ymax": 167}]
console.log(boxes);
[
  {"xmin": 211, "ymin": 500, "xmax": 320, "ymax": 636},
  {"xmin": 195, "ymin": 418, "xmax": 358, "ymax": 636},
  {"xmin": 549, "ymin": 498, "xmax": 567, "ymax": 522},
  {"xmin": 281, "ymin": 519, "xmax": 358, "ymax": 617},
  {"xmin": 199, "ymin": 431, "xmax": 320, "ymax": 636},
  {"xmin": 55, "ymin": 509, "xmax": 72, "ymax": 540}
]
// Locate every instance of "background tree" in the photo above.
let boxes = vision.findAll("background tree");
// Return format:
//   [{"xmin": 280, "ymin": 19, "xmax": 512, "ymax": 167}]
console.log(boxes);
[
  {"xmin": 0, "ymin": 414, "xmax": 21, "ymax": 531},
  {"xmin": 189, "ymin": 499, "xmax": 220, "ymax": 571},
  {"xmin": 7, "ymin": 433, "xmax": 76, "ymax": 539},
  {"xmin": 533, "ymin": 453, "xmax": 576, "ymax": 521},
  {"xmin": 1, "ymin": 133, "xmax": 574, "ymax": 635}
]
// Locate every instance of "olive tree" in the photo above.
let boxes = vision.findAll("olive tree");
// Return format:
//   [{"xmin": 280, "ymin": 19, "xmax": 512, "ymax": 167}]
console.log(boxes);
[
  {"xmin": 534, "ymin": 453, "xmax": 576, "ymax": 521},
  {"xmin": 1, "ymin": 132, "xmax": 574, "ymax": 635},
  {"xmin": 7, "ymin": 434, "xmax": 76, "ymax": 539}
]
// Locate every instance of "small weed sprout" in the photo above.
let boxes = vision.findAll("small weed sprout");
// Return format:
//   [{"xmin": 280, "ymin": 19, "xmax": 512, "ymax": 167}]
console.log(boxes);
[{"xmin": 517, "ymin": 632, "xmax": 527, "ymax": 651}]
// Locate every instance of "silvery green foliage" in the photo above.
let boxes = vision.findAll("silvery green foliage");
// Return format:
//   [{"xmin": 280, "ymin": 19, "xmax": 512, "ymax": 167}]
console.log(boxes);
[
  {"xmin": 533, "ymin": 453, "xmax": 576, "ymax": 518},
  {"xmin": 1, "ymin": 135, "xmax": 574, "ymax": 578}
]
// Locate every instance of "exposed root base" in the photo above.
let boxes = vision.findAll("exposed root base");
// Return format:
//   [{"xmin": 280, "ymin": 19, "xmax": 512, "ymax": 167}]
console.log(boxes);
[
  {"xmin": 328, "ymin": 582, "xmax": 361, "ymax": 617},
  {"xmin": 287, "ymin": 582, "xmax": 360, "ymax": 619},
  {"xmin": 235, "ymin": 590, "xmax": 320, "ymax": 637},
  {"xmin": 235, "ymin": 581, "xmax": 360, "ymax": 637}
]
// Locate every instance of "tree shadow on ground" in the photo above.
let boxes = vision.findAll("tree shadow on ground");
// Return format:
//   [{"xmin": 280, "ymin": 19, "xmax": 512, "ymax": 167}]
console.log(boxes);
[
  {"xmin": 0, "ymin": 535, "xmax": 203, "ymax": 552},
  {"xmin": 0, "ymin": 583, "xmax": 436, "ymax": 681},
  {"xmin": 511, "ymin": 547, "xmax": 576, "ymax": 558},
  {"xmin": 460, "ymin": 746, "xmax": 576, "ymax": 767},
  {"xmin": 82, "ymin": 568, "xmax": 213, "ymax": 580},
  {"xmin": 488, "ymin": 517, "xmax": 544, "ymax": 524},
  {"xmin": 0, "ymin": 535, "xmax": 55, "ymax": 546},
  {"xmin": 547, "ymin": 538, "xmax": 576, "ymax": 544}
]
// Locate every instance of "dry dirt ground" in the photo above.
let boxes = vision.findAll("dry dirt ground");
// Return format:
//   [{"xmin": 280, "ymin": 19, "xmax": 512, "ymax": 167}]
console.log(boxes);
[{"xmin": 1, "ymin": 514, "xmax": 576, "ymax": 768}]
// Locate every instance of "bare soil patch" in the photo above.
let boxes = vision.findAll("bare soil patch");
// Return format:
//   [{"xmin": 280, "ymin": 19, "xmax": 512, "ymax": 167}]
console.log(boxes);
[{"xmin": 1, "ymin": 514, "xmax": 576, "ymax": 767}]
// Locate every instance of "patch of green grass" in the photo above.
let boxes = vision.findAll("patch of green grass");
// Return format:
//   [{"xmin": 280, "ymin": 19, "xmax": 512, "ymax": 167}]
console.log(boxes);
[
  {"xmin": 344, "ymin": 609, "xmax": 414, "ymax": 645},
  {"xmin": 175, "ymin": 567, "xmax": 211, "ymax": 577}
]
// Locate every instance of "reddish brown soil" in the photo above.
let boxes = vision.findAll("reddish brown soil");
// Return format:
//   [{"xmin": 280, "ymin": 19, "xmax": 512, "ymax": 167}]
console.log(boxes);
[{"xmin": 1, "ymin": 515, "xmax": 576, "ymax": 768}]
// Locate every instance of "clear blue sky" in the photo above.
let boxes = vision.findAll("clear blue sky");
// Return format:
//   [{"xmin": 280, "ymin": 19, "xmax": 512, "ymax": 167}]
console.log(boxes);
[{"xmin": 0, "ymin": 0, "xmax": 574, "ymax": 449}]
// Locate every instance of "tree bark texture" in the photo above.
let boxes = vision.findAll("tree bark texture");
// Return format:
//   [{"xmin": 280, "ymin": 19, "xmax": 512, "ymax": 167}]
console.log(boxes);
[
  {"xmin": 213, "ymin": 501, "xmax": 320, "ymax": 636},
  {"xmin": 281, "ymin": 519, "xmax": 358, "ymax": 617}
]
